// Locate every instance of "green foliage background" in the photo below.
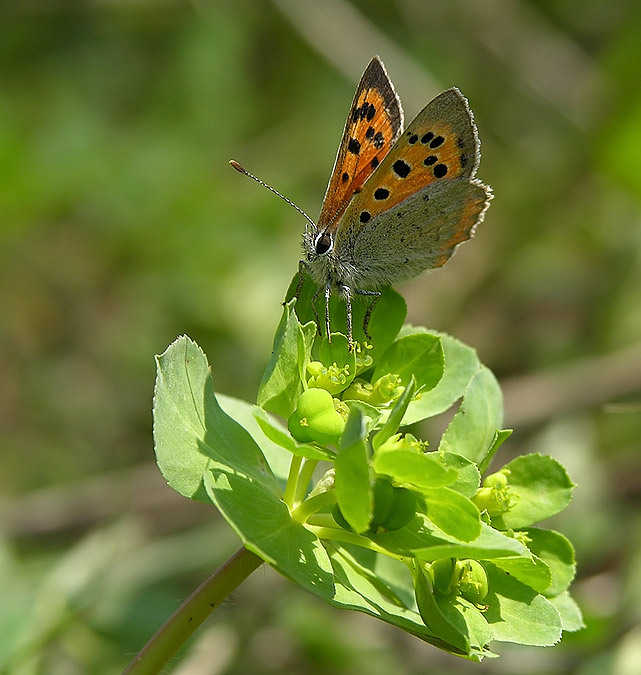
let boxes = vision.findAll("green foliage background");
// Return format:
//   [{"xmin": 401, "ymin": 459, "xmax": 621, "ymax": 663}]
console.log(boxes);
[{"xmin": 1, "ymin": 1, "xmax": 640, "ymax": 672}]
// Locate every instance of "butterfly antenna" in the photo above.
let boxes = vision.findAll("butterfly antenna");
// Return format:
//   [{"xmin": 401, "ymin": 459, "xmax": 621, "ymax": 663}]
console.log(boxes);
[{"xmin": 229, "ymin": 160, "xmax": 316, "ymax": 229}]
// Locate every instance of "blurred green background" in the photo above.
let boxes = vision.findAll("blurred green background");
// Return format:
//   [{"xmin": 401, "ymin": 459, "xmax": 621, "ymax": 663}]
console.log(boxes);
[{"xmin": 2, "ymin": 1, "xmax": 641, "ymax": 672}]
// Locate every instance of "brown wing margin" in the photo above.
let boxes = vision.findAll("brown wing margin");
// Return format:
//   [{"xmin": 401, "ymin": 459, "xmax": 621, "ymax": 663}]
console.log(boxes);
[{"xmin": 317, "ymin": 56, "xmax": 403, "ymax": 232}]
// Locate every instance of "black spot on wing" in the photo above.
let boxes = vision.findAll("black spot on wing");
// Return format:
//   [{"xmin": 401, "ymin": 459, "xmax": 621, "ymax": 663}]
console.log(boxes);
[
  {"xmin": 374, "ymin": 188, "xmax": 389, "ymax": 200},
  {"xmin": 393, "ymin": 159, "xmax": 411, "ymax": 178},
  {"xmin": 433, "ymin": 163, "xmax": 448, "ymax": 178}
]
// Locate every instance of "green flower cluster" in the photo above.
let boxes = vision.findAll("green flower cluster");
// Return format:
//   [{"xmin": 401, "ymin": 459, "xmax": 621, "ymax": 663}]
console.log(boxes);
[{"xmin": 154, "ymin": 282, "xmax": 583, "ymax": 661}]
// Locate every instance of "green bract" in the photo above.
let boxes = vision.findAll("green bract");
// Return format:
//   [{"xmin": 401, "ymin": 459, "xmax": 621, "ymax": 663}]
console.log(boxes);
[{"xmin": 153, "ymin": 276, "xmax": 583, "ymax": 661}]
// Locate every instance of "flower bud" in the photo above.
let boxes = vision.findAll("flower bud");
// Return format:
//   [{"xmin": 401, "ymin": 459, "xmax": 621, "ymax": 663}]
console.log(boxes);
[
  {"xmin": 483, "ymin": 470, "xmax": 509, "ymax": 489},
  {"xmin": 429, "ymin": 558, "xmax": 455, "ymax": 594},
  {"xmin": 287, "ymin": 387, "xmax": 346, "ymax": 445},
  {"xmin": 368, "ymin": 373, "xmax": 405, "ymax": 406},
  {"xmin": 455, "ymin": 560, "xmax": 488, "ymax": 604},
  {"xmin": 341, "ymin": 378, "xmax": 374, "ymax": 403},
  {"xmin": 377, "ymin": 432, "xmax": 426, "ymax": 454},
  {"xmin": 307, "ymin": 361, "xmax": 351, "ymax": 396},
  {"xmin": 354, "ymin": 341, "xmax": 374, "ymax": 371},
  {"xmin": 473, "ymin": 470, "xmax": 514, "ymax": 515},
  {"xmin": 370, "ymin": 478, "xmax": 417, "ymax": 532}
]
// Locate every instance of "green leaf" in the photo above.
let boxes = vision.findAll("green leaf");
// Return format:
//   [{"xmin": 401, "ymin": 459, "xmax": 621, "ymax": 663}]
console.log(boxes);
[
  {"xmin": 491, "ymin": 454, "xmax": 575, "ymax": 530},
  {"xmin": 373, "ymin": 333, "xmax": 444, "ymax": 394},
  {"xmin": 455, "ymin": 598, "xmax": 494, "ymax": 653},
  {"xmin": 322, "ymin": 545, "xmax": 451, "ymax": 649},
  {"xmin": 372, "ymin": 449, "xmax": 457, "ymax": 488},
  {"xmin": 329, "ymin": 544, "xmax": 411, "ymax": 608},
  {"xmin": 153, "ymin": 336, "xmax": 280, "ymax": 502},
  {"xmin": 414, "ymin": 565, "xmax": 470, "ymax": 654},
  {"xmin": 420, "ymin": 488, "xmax": 481, "ymax": 542},
  {"xmin": 398, "ymin": 330, "xmax": 480, "ymax": 425},
  {"xmin": 484, "ymin": 562, "xmax": 562, "ymax": 646},
  {"xmin": 490, "ymin": 555, "xmax": 552, "ymax": 594},
  {"xmin": 439, "ymin": 453, "xmax": 481, "ymax": 498},
  {"xmin": 372, "ymin": 376, "xmax": 416, "ymax": 450},
  {"xmin": 479, "ymin": 429, "xmax": 513, "ymax": 475},
  {"xmin": 335, "ymin": 407, "xmax": 371, "ymax": 533},
  {"xmin": 378, "ymin": 521, "xmax": 528, "ymax": 562},
  {"xmin": 257, "ymin": 300, "xmax": 316, "ymax": 418},
  {"xmin": 523, "ymin": 527, "xmax": 576, "ymax": 596},
  {"xmin": 203, "ymin": 469, "xmax": 335, "ymax": 598},
  {"xmin": 439, "ymin": 366, "xmax": 503, "ymax": 464},
  {"xmin": 342, "ymin": 399, "xmax": 382, "ymax": 433},
  {"xmin": 218, "ymin": 394, "xmax": 292, "ymax": 486},
  {"xmin": 339, "ymin": 544, "xmax": 416, "ymax": 610},
  {"xmin": 252, "ymin": 406, "xmax": 335, "ymax": 461},
  {"xmin": 548, "ymin": 591, "xmax": 585, "ymax": 632}
]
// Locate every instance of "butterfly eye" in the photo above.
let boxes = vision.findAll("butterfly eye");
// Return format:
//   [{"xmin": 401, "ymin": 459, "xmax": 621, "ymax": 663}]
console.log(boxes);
[{"xmin": 315, "ymin": 232, "xmax": 333, "ymax": 255}]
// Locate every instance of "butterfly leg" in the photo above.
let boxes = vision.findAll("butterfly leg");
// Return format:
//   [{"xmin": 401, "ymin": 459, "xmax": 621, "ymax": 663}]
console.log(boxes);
[
  {"xmin": 355, "ymin": 289, "xmax": 382, "ymax": 341},
  {"xmin": 310, "ymin": 283, "xmax": 322, "ymax": 334},
  {"xmin": 294, "ymin": 259, "xmax": 323, "ymax": 336},
  {"xmin": 338, "ymin": 283, "xmax": 355, "ymax": 351},
  {"xmin": 291, "ymin": 259, "xmax": 311, "ymax": 304},
  {"xmin": 324, "ymin": 281, "xmax": 333, "ymax": 343}
]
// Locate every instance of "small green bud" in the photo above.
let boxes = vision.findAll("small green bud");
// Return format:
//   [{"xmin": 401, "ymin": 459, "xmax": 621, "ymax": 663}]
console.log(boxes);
[
  {"xmin": 382, "ymin": 486, "xmax": 417, "ymax": 531},
  {"xmin": 307, "ymin": 361, "xmax": 351, "ymax": 396},
  {"xmin": 287, "ymin": 388, "xmax": 346, "ymax": 445},
  {"xmin": 341, "ymin": 378, "xmax": 374, "ymax": 402},
  {"xmin": 510, "ymin": 530, "xmax": 531, "ymax": 546},
  {"xmin": 333, "ymin": 399, "xmax": 350, "ymax": 420},
  {"xmin": 306, "ymin": 361, "xmax": 325, "ymax": 378},
  {"xmin": 369, "ymin": 478, "xmax": 417, "ymax": 532},
  {"xmin": 473, "ymin": 469, "xmax": 515, "ymax": 516},
  {"xmin": 368, "ymin": 373, "xmax": 404, "ymax": 406},
  {"xmin": 483, "ymin": 470, "xmax": 509, "ymax": 489},
  {"xmin": 354, "ymin": 341, "xmax": 374, "ymax": 371},
  {"xmin": 455, "ymin": 560, "xmax": 489, "ymax": 604},
  {"xmin": 473, "ymin": 487, "xmax": 510, "ymax": 516},
  {"xmin": 429, "ymin": 558, "xmax": 456, "ymax": 594},
  {"xmin": 343, "ymin": 374, "xmax": 405, "ymax": 406},
  {"xmin": 333, "ymin": 478, "xmax": 417, "ymax": 534},
  {"xmin": 377, "ymin": 432, "xmax": 427, "ymax": 454}
]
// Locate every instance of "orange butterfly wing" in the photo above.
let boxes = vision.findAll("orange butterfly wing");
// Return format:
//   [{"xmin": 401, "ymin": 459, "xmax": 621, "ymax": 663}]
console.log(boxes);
[
  {"xmin": 332, "ymin": 88, "xmax": 491, "ymax": 287},
  {"xmin": 317, "ymin": 56, "xmax": 403, "ymax": 233},
  {"xmin": 338, "ymin": 88, "xmax": 481, "ymax": 239}
]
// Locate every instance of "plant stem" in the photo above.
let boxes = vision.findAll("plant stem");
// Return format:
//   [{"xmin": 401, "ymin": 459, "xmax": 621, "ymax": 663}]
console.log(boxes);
[
  {"xmin": 283, "ymin": 455, "xmax": 303, "ymax": 508},
  {"xmin": 306, "ymin": 525, "xmax": 406, "ymax": 561},
  {"xmin": 292, "ymin": 489, "xmax": 336, "ymax": 523},
  {"xmin": 293, "ymin": 458, "xmax": 319, "ymax": 507},
  {"xmin": 123, "ymin": 546, "xmax": 263, "ymax": 674}
]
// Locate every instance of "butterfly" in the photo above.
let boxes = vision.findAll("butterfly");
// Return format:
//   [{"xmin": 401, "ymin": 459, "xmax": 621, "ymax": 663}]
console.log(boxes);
[{"xmin": 233, "ymin": 56, "xmax": 491, "ymax": 349}]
